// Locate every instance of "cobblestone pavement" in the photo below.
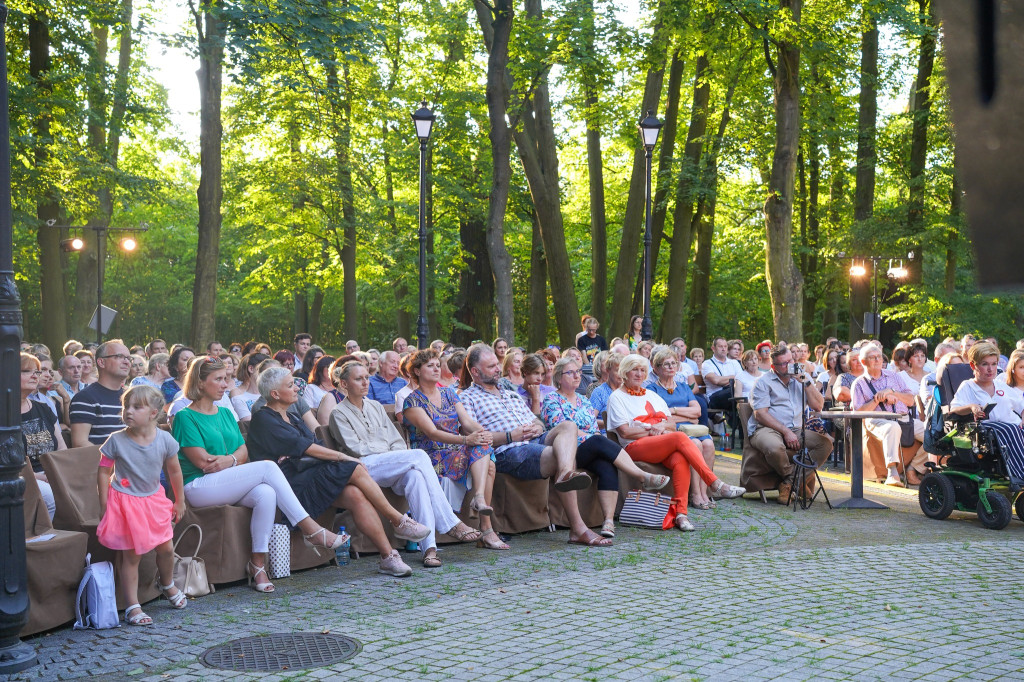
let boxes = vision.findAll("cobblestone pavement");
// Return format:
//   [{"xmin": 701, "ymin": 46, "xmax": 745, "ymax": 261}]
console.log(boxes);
[{"xmin": 16, "ymin": 457, "xmax": 1024, "ymax": 681}]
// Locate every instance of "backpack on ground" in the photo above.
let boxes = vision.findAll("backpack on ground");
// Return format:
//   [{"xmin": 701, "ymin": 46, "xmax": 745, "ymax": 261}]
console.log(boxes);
[{"xmin": 73, "ymin": 553, "xmax": 120, "ymax": 630}]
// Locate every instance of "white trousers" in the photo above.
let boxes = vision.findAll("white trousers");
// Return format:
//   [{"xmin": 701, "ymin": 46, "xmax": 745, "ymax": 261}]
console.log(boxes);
[
  {"xmin": 184, "ymin": 461, "xmax": 310, "ymax": 553},
  {"xmin": 864, "ymin": 417, "xmax": 925, "ymax": 468},
  {"xmin": 361, "ymin": 449, "xmax": 459, "ymax": 553},
  {"xmin": 39, "ymin": 479, "xmax": 55, "ymax": 521}
]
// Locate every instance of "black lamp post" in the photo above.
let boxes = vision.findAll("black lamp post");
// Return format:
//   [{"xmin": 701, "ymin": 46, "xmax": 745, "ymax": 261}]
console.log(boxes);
[
  {"xmin": 0, "ymin": 3, "xmax": 39, "ymax": 673},
  {"xmin": 839, "ymin": 251, "xmax": 912, "ymax": 339},
  {"xmin": 411, "ymin": 101, "xmax": 435, "ymax": 350},
  {"xmin": 638, "ymin": 110, "xmax": 662, "ymax": 341}
]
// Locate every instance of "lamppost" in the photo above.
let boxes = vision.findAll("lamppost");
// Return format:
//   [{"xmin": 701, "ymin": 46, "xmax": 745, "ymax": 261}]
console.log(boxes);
[
  {"xmin": 411, "ymin": 101, "xmax": 435, "ymax": 350},
  {"xmin": 841, "ymin": 251, "xmax": 912, "ymax": 339},
  {"xmin": 638, "ymin": 110, "xmax": 663, "ymax": 341},
  {"xmin": 51, "ymin": 221, "xmax": 146, "ymax": 345},
  {"xmin": 0, "ymin": 3, "xmax": 39, "ymax": 672}
]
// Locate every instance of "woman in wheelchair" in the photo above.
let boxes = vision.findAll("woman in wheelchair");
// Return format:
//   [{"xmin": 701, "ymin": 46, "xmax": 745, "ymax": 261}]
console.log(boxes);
[{"xmin": 949, "ymin": 342, "xmax": 1024, "ymax": 484}]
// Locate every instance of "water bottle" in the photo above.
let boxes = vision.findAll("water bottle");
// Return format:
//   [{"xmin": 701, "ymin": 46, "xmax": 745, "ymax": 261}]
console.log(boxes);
[
  {"xmin": 335, "ymin": 526, "xmax": 350, "ymax": 566},
  {"xmin": 404, "ymin": 512, "xmax": 419, "ymax": 552}
]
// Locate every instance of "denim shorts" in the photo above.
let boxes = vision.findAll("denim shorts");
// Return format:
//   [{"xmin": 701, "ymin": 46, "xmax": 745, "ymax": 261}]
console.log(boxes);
[{"xmin": 496, "ymin": 435, "xmax": 546, "ymax": 480}]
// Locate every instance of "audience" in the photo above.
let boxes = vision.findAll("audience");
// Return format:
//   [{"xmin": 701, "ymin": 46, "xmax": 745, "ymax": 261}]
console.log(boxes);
[
  {"xmin": 519, "ymin": 354, "xmax": 556, "ymax": 415},
  {"xmin": 75, "ymin": 349, "xmax": 97, "ymax": 386},
  {"xmin": 303, "ymin": 354, "xmax": 337, "ymax": 414},
  {"xmin": 329, "ymin": 360, "xmax": 480, "ymax": 567},
  {"xmin": 460, "ymin": 344, "xmax": 611, "ymax": 547},
  {"xmin": 70, "ymin": 340, "xmax": 132, "ymax": 447},
  {"xmin": 589, "ymin": 352, "xmax": 622, "ymax": 416},
  {"xmin": 497, "ymin": 348, "xmax": 524, "ymax": 392},
  {"xmin": 576, "ymin": 316, "xmax": 608, "ymax": 383},
  {"xmin": 734, "ymin": 350, "xmax": 764, "ymax": 398},
  {"xmin": 162, "ymin": 346, "xmax": 196, "ymax": 404},
  {"xmin": 21, "ymin": 353, "xmax": 63, "ymax": 518},
  {"xmin": 58, "ymin": 353, "xmax": 85, "ymax": 397},
  {"xmin": 368, "ymin": 351, "xmax": 407, "ymax": 405}
]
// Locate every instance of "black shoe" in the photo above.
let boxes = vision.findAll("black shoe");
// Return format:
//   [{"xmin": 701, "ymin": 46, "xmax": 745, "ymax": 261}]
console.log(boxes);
[{"xmin": 711, "ymin": 413, "xmax": 726, "ymax": 425}]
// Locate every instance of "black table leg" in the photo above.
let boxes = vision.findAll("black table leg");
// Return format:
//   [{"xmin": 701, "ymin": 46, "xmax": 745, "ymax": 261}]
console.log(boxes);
[{"xmin": 834, "ymin": 418, "xmax": 889, "ymax": 509}]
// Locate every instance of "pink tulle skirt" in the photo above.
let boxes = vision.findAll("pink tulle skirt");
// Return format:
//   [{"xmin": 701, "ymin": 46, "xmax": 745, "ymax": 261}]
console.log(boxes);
[{"xmin": 97, "ymin": 488, "xmax": 174, "ymax": 555}]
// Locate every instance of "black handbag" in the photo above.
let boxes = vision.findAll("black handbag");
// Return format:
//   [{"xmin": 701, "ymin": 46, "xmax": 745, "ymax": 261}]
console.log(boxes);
[{"xmin": 865, "ymin": 379, "xmax": 917, "ymax": 447}]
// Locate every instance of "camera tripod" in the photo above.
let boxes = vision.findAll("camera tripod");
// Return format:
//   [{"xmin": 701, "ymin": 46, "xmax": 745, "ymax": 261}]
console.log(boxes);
[{"xmin": 786, "ymin": 367, "xmax": 832, "ymax": 511}]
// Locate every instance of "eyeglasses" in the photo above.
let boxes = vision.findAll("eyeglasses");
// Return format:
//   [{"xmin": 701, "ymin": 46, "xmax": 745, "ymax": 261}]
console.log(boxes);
[
  {"xmin": 21, "ymin": 370, "xmax": 42, "ymax": 377},
  {"xmin": 563, "ymin": 370, "xmax": 581, "ymax": 377},
  {"xmin": 99, "ymin": 354, "xmax": 131, "ymax": 362}
]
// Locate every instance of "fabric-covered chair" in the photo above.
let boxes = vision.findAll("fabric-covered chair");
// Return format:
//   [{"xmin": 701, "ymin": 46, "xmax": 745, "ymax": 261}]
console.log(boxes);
[
  {"xmin": 738, "ymin": 402, "xmax": 784, "ymax": 494},
  {"xmin": 22, "ymin": 461, "xmax": 88, "ymax": 635},
  {"xmin": 40, "ymin": 446, "xmax": 160, "ymax": 608}
]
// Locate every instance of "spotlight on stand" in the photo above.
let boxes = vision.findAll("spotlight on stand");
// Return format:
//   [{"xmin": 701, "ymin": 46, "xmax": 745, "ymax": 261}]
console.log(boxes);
[{"xmin": 120, "ymin": 236, "xmax": 137, "ymax": 252}]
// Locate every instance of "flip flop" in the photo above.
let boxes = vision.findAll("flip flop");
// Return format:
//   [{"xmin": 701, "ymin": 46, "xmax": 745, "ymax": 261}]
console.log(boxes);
[
  {"xmin": 553, "ymin": 470, "xmax": 592, "ymax": 492},
  {"xmin": 568, "ymin": 530, "xmax": 612, "ymax": 547}
]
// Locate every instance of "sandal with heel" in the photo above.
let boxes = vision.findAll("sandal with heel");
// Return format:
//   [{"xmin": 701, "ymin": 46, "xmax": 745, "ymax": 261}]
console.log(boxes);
[
  {"xmin": 476, "ymin": 528, "xmax": 510, "ymax": 550},
  {"xmin": 247, "ymin": 561, "xmax": 275, "ymax": 593},
  {"xmin": 159, "ymin": 582, "xmax": 188, "ymax": 609},
  {"xmin": 470, "ymin": 494, "xmax": 493, "ymax": 517},
  {"xmin": 303, "ymin": 528, "xmax": 347, "ymax": 557}
]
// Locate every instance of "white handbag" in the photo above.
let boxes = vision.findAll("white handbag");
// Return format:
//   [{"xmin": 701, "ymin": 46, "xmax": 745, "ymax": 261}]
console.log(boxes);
[{"xmin": 268, "ymin": 523, "xmax": 292, "ymax": 579}]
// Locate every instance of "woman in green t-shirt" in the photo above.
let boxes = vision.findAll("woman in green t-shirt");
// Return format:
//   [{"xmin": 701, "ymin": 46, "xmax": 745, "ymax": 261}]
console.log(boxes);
[{"xmin": 172, "ymin": 356, "xmax": 346, "ymax": 593}]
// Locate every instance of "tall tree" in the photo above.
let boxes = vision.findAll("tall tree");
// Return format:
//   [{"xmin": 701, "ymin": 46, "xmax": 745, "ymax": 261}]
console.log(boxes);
[
  {"xmin": 851, "ymin": 7, "xmax": 877, "ymax": 340},
  {"xmin": 762, "ymin": 0, "xmax": 804, "ymax": 341},
  {"xmin": 189, "ymin": 0, "xmax": 224, "ymax": 348},
  {"xmin": 70, "ymin": 0, "xmax": 134, "ymax": 337},
  {"xmin": 474, "ymin": 0, "xmax": 516, "ymax": 342},
  {"xmin": 607, "ymin": 0, "xmax": 669, "ymax": 337},
  {"xmin": 29, "ymin": 8, "xmax": 67, "ymax": 351},
  {"xmin": 580, "ymin": 0, "xmax": 607, "ymax": 323},
  {"xmin": 905, "ymin": 0, "xmax": 935, "ymax": 284},
  {"xmin": 659, "ymin": 53, "xmax": 710, "ymax": 339}
]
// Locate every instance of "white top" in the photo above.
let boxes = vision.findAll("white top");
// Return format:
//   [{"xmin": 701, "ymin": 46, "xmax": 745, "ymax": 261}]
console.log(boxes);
[
  {"xmin": 950, "ymin": 379, "xmax": 1024, "ymax": 424},
  {"xmin": 701, "ymin": 356, "xmax": 742, "ymax": 396},
  {"xmin": 673, "ymin": 362, "xmax": 695, "ymax": 385},
  {"xmin": 606, "ymin": 389, "xmax": 671, "ymax": 446},
  {"xmin": 898, "ymin": 370, "xmax": 924, "ymax": 397},
  {"xmin": 231, "ymin": 391, "xmax": 260, "ymax": 421},
  {"xmin": 395, "ymin": 385, "xmax": 415, "ymax": 414},
  {"xmin": 735, "ymin": 369, "xmax": 763, "ymax": 397},
  {"xmin": 303, "ymin": 384, "xmax": 328, "ymax": 413}
]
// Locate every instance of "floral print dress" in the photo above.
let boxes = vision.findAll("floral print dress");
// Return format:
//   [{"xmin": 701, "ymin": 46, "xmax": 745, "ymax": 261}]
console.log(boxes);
[{"xmin": 403, "ymin": 387, "xmax": 494, "ymax": 486}]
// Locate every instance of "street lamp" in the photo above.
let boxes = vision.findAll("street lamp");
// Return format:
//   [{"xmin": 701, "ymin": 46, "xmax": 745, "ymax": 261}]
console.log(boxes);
[
  {"xmin": 840, "ymin": 252, "xmax": 913, "ymax": 338},
  {"xmin": 47, "ymin": 221, "xmax": 146, "ymax": 344},
  {"xmin": 411, "ymin": 101, "xmax": 435, "ymax": 350},
  {"xmin": 637, "ymin": 110, "xmax": 662, "ymax": 340},
  {"xmin": 0, "ymin": 2, "xmax": 39, "ymax": 672}
]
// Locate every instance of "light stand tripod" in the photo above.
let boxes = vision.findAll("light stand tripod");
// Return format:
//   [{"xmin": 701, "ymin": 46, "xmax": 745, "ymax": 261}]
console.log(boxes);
[{"xmin": 789, "ymin": 367, "xmax": 832, "ymax": 511}]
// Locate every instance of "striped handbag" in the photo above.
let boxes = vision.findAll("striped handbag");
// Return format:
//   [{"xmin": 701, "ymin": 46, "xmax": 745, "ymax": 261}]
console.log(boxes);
[{"xmin": 619, "ymin": 489, "xmax": 675, "ymax": 529}]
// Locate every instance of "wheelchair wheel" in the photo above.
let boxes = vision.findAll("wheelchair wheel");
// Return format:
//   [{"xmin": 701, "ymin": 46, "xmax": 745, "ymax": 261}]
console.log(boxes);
[
  {"xmin": 1015, "ymin": 493, "xmax": 1024, "ymax": 521},
  {"xmin": 977, "ymin": 491, "xmax": 1012, "ymax": 530},
  {"xmin": 919, "ymin": 473, "xmax": 956, "ymax": 520}
]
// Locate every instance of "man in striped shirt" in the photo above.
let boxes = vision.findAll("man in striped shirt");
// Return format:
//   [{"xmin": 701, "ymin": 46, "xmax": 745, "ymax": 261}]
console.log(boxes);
[{"xmin": 70, "ymin": 340, "xmax": 131, "ymax": 447}]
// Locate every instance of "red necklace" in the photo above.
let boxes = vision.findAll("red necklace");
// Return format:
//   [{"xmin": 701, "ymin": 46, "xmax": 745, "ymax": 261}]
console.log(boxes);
[{"xmin": 625, "ymin": 386, "xmax": 646, "ymax": 397}]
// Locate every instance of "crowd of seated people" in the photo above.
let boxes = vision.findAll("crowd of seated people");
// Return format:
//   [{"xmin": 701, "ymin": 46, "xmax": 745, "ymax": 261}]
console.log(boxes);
[{"xmin": 18, "ymin": 322, "xmax": 1024, "ymax": 627}]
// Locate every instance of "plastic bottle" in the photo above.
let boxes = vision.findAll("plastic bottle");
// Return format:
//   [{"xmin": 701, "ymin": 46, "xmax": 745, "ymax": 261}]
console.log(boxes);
[
  {"xmin": 404, "ymin": 512, "xmax": 419, "ymax": 552},
  {"xmin": 335, "ymin": 526, "xmax": 350, "ymax": 566}
]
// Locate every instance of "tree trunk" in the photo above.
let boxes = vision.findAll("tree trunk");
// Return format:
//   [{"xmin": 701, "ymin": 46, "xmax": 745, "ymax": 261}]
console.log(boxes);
[
  {"xmin": 686, "ymin": 79, "xmax": 736, "ymax": 349},
  {"xmin": 905, "ymin": 0, "xmax": 935, "ymax": 284},
  {"xmin": 581, "ymin": 0, "xmax": 606, "ymax": 323},
  {"xmin": 474, "ymin": 0, "xmax": 516, "ymax": 343},
  {"xmin": 507, "ymin": 0, "xmax": 580, "ymax": 350},
  {"xmin": 851, "ymin": 11, "xmax": 877, "ymax": 341},
  {"xmin": 294, "ymin": 293, "xmax": 308, "ymax": 336},
  {"xmin": 945, "ymin": 150, "xmax": 961, "ymax": 294},
  {"xmin": 190, "ymin": 0, "xmax": 222, "ymax": 349},
  {"xmin": 632, "ymin": 49, "xmax": 684, "ymax": 317},
  {"xmin": 800, "ymin": 134, "xmax": 820, "ymax": 337},
  {"xmin": 29, "ymin": 10, "xmax": 67, "ymax": 351},
  {"xmin": 453, "ymin": 217, "xmax": 494, "ymax": 347},
  {"xmin": 763, "ymin": 0, "xmax": 804, "ymax": 341},
  {"xmin": 309, "ymin": 287, "xmax": 324, "ymax": 341},
  {"xmin": 607, "ymin": 0, "xmax": 669, "ymax": 337},
  {"xmin": 659, "ymin": 54, "xmax": 710, "ymax": 340},
  {"xmin": 528, "ymin": 210, "xmax": 548, "ymax": 350}
]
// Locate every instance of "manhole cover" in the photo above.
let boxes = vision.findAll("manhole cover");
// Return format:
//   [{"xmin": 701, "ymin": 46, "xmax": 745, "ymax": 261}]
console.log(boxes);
[{"xmin": 201, "ymin": 633, "xmax": 360, "ymax": 671}]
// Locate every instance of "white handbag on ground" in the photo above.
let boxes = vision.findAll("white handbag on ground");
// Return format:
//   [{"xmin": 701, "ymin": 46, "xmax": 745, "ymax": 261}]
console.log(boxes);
[{"xmin": 268, "ymin": 523, "xmax": 291, "ymax": 579}]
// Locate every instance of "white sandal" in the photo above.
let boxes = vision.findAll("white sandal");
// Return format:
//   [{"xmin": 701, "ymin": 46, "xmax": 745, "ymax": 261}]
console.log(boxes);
[
  {"xmin": 160, "ymin": 582, "xmax": 188, "ymax": 609},
  {"xmin": 125, "ymin": 604, "xmax": 153, "ymax": 626},
  {"xmin": 247, "ymin": 561, "xmax": 275, "ymax": 593},
  {"xmin": 675, "ymin": 514, "xmax": 696, "ymax": 532}
]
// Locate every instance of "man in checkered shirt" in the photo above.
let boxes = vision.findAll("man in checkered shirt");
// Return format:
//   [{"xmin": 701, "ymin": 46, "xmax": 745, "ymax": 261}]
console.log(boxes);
[{"xmin": 460, "ymin": 344, "xmax": 613, "ymax": 547}]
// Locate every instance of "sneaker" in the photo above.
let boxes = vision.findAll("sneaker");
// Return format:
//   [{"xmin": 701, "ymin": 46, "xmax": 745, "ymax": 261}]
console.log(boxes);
[
  {"xmin": 393, "ymin": 515, "xmax": 431, "ymax": 542},
  {"xmin": 884, "ymin": 472, "xmax": 905, "ymax": 488},
  {"xmin": 711, "ymin": 480, "xmax": 746, "ymax": 499},
  {"xmin": 378, "ymin": 550, "xmax": 413, "ymax": 577}
]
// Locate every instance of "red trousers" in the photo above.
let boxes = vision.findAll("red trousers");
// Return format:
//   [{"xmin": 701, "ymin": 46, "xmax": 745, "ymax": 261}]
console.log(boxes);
[{"xmin": 625, "ymin": 432, "xmax": 718, "ymax": 515}]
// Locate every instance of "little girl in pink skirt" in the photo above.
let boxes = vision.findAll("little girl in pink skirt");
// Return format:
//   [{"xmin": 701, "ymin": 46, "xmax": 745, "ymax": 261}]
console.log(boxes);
[{"xmin": 97, "ymin": 385, "xmax": 187, "ymax": 625}]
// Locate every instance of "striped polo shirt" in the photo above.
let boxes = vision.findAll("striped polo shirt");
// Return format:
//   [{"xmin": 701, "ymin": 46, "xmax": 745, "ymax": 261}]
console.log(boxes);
[{"xmin": 69, "ymin": 382, "xmax": 125, "ymax": 446}]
